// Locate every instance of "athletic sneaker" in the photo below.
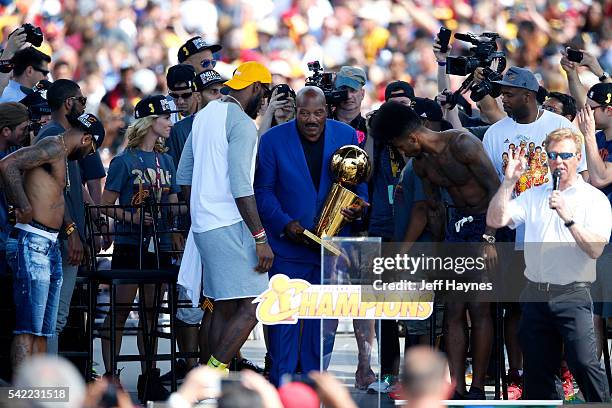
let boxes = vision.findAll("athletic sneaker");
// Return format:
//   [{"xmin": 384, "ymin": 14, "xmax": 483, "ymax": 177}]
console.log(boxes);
[
  {"xmin": 388, "ymin": 382, "xmax": 404, "ymax": 400},
  {"xmin": 367, "ymin": 374, "xmax": 394, "ymax": 394},
  {"xmin": 160, "ymin": 359, "xmax": 189, "ymax": 383},
  {"xmin": 561, "ymin": 366, "xmax": 576, "ymax": 399},
  {"xmin": 507, "ymin": 370, "xmax": 523, "ymax": 400},
  {"xmin": 465, "ymin": 386, "xmax": 486, "ymax": 400}
]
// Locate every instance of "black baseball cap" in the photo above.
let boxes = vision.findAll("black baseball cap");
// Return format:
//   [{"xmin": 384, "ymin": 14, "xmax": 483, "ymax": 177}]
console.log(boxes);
[
  {"xmin": 385, "ymin": 80, "xmax": 415, "ymax": 101},
  {"xmin": 587, "ymin": 83, "xmax": 612, "ymax": 106},
  {"xmin": 167, "ymin": 64, "xmax": 196, "ymax": 90},
  {"xmin": 177, "ymin": 36, "xmax": 222, "ymax": 63},
  {"xmin": 134, "ymin": 95, "xmax": 181, "ymax": 119},
  {"xmin": 193, "ymin": 70, "xmax": 225, "ymax": 92},
  {"xmin": 74, "ymin": 113, "xmax": 105, "ymax": 147},
  {"xmin": 413, "ymin": 97, "xmax": 443, "ymax": 122},
  {"xmin": 19, "ymin": 92, "xmax": 51, "ymax": 115}
]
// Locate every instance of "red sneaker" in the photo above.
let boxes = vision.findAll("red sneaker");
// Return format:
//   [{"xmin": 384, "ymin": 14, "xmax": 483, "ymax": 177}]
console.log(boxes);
[
  {"xmin": 506, "ymin": 370, "xmax": 523, "ymax": 400},
  {"xmin": 507, "ymin": 382, "xmax": 523, "ymax": 400},
  {"xmin": 388, "ymin": 382, "xmax": 403, "ymax": 400},
  {"xmin": 561, "ymin": 367, "xmax": 575, "ymax": 399}
]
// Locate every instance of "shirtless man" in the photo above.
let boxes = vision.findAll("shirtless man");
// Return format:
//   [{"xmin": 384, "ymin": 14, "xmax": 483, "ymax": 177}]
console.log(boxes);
[
  {"xmin": 371, "ymin": 102, "xmax": 500, "ymax": 399},
  {"xmin": 0, "ymin": 113, "xmax": 104, "ymax": 369}
]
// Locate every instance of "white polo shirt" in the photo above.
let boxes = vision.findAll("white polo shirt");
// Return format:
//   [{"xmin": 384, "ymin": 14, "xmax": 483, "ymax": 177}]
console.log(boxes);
[{"xmin": 508, "ymin": 176, "xmax": 612, "ymax": 284}]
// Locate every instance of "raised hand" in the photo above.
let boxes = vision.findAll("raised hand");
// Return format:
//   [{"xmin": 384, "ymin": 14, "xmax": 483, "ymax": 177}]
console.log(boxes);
[
  {"xmin": 576, "ymin": 104, "xmax": 596, "ymax": 139},
  {"xmin": 559, "ymin": 49, "xmax": 578, "ymax": 74},
  {"xmin": 433, "ymin": 36, "xmax": 450, "ymax": 63},
  {"xmin": 504, "ymin": 147, "xmax": 527, "ymax": 182}
]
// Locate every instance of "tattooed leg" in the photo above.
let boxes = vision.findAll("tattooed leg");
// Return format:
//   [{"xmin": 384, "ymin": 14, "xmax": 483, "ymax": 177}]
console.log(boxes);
[{"xmin": 11, "ymin": 334, "xmax": 34, "ymax": 369}]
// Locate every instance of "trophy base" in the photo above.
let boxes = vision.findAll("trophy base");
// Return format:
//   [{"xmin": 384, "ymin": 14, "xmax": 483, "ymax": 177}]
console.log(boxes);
[{"xmin": 302, "ymin": 230, "xmax": 343, "ymax": 257}]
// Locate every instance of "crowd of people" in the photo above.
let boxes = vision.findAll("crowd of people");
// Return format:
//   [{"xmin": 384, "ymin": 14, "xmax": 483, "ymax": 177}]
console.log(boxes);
[{"xmin": 0, "ymin": 0, "xmax": 611, "ymax": 406}]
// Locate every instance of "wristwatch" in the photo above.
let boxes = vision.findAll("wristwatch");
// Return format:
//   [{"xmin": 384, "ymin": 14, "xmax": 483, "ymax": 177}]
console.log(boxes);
[
  {"xmin": 564, "ymin": 219, "xmax": 575, "ymax": 228},
  {"xmin": 599, "ymin": 71, "xmax": 610, "ymax": 82},
  {"xmin": 482, "ymin": 234, "xmax": 496, "ymax": 244}
]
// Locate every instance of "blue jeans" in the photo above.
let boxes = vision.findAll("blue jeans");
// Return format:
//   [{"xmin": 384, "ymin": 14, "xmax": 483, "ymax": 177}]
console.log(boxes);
[
  {"xmin": 47, "ymin": 239, "xmax": 78, "ymax": 354},
  {"xmin": 6, "ymin": 229, "xmax": 62, "ymax": 337}
]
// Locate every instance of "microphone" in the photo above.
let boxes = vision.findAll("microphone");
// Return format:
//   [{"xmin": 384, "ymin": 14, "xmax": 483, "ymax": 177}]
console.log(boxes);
[{"xmin": 552, "ymin": 169, "xmax": 561, "ymax": 191}]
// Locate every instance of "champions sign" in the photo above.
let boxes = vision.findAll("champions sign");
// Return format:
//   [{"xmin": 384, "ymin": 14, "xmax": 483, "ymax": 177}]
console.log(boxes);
[{"xmin": 254, "ymin": 274, "xmax": 434, "ymax": 325}]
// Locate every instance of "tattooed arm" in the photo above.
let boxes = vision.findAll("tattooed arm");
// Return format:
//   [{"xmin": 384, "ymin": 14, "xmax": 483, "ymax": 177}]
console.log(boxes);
[{"xmin": 0, "ymin": 137, "xmax": 64, "ymax": 223}]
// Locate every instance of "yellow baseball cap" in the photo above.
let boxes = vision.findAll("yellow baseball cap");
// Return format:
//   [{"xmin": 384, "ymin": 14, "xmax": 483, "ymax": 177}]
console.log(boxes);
[{"xmin": 224, "ymin": 61, "xmax": 272, "ymax": 90}]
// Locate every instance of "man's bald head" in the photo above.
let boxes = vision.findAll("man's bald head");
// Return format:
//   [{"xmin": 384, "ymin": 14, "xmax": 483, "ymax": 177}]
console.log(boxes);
[
  {"xmin": 401, "ymin": 346, "xmax": 451, "ymax": 402},
  {"xmin": 296, "ymin": 86, "xmax": 327, "ymax": 141},
  {"xmin": 296, "ymin": 86, "xmax": 326, "ymax": 108}
]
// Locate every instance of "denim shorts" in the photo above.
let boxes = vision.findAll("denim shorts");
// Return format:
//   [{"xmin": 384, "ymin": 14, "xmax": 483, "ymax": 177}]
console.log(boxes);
[{"xmin": 6, "ymin": 229, "xmax": 62, "ymax": 337}]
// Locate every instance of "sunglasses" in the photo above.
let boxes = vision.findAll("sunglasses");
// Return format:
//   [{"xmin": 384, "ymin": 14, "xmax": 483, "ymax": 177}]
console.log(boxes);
[
  {"xmin": 32, "ymin": 66, "xmax": 49, "ymax": 76},
  {"xmin": 547, "ymin": 152, "xmax": 575, "ymax": 160},
  {"xmin": 169, "ymin": 91, "xmax": 193, "ymax": 100},
  {"xmin": 200, "ymin": 59, "xmax": 217, "ymax": 69},
  {"xmin": 591, "ymin": 105, "xmax": 609, "ymax": 111},
  {"xmin": 68, "ymin": 96, "xmax": 88, "ymax": 105}
]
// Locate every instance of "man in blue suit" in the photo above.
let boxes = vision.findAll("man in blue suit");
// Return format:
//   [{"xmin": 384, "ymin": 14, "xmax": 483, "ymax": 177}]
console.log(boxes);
[{"xmin": 255, "ymin": 86, "xmax": 369, "ymax": 385}]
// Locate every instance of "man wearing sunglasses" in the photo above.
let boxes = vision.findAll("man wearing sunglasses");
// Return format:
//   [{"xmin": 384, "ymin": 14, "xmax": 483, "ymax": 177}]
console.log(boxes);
[
  {"xmin": 168, "ymin": 69, "xmax": 224, "ymax": 171},
  {"xmin": 177, "ymin": 36, "xmax": 222, "ymax": 74},
  {"xmin": 0, "ymin": 47, "xmax": 50, "ymax": 104},
  {"xmin": 481, "ymin": 67, "xmax": 589, "ymax": 399},
  {"xmin": 35, "ymin": 79, "xmax": 107, "ymax": 356},
  {"xmin": 487, "ymin": 127, "xmax": 611, "ymax": 402},
  {"xmin": 166, "ymin": 64, "xmax": 198, "ymax": 124}
]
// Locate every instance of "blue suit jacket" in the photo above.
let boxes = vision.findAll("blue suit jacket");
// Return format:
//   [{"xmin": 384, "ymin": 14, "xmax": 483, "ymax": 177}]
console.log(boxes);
[{"xmin": 255, "ymin": 119, "xmax": 368, "ymax": 263}]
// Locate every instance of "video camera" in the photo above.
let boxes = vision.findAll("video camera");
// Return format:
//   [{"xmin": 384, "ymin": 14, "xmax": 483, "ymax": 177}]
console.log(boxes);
[
  {"xmin": 444, "ymin": 32, "xmax": 506, "ymax": 103},
  {"xmin": 305, "ymin": 61, "xmax": 348, "ymax": 107}
]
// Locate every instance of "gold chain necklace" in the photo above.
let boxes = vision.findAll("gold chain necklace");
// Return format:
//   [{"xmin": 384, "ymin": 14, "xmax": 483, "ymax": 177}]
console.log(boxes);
[{"xmin": 59, "ymin": 133, "xmax": 70, "ymax": 191}]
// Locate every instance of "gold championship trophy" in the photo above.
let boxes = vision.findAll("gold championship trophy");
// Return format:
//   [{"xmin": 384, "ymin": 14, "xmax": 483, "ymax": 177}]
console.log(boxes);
[{"xmin": 302, "ymin": 145, "xmax": 371, "ymax": 256}]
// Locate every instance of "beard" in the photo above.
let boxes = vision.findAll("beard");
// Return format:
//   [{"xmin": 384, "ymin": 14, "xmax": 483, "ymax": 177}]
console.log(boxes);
[
  {"xmin": 245, "ymin": 92, "xmax": 263, "ymax": 120},
  {"xmin": 65, "ymin": 103, "xmax": 83, "ymax": 124}
]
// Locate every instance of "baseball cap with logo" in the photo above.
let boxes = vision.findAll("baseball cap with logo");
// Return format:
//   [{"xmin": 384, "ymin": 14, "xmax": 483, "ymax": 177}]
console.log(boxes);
[
  {"xmin": 193, "ymin": 70, "xmax": 225, "ymax": 92},
  {"xmin": 492, "ymin": 66, "xmax": 539, "ymax": 92},
  {"xmin": 167, "ymin": 64, "xmax": 196, "ymax": 90},
  {"xmin": 74, "ymin": 113, "xmax": 105, "ymax": 147},
  {"xmin": 587, "ymin": 83, "xmax": 612, "ymax": 106},
  {"xmin": 177, "ymin": 36, "xmax": 222, "ymax": 63},
  {"xmin": 413, "ymin": 97, "xmax": 443, "ymax": 122},
  {"xmin": 385, "ymin": 80, "xmax": 415, "ymax": 101},
  {"xmin": 334, "ymin": 66, "xmax": 367, "ymax": 90},
  {"xmin": 134, "ymin": 95, "xmax": 181, "ymax": 119},
  {"xmin": 224, "ymin": 62, "xmax": 272, "ymax": 90}
]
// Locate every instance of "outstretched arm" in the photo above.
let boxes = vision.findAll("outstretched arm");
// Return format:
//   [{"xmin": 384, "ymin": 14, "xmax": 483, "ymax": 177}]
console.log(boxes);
[{"xmin": 0, "ymin": 137, "xmax": 63, "ymax": 222}]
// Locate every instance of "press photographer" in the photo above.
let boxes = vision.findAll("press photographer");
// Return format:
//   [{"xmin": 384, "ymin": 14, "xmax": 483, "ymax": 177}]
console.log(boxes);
[
  {"xmin": 0, "ymin": 24, "xmax": 49, "ymax": 104},
  {"xmin": 304, "ymin": 61, "xmax": 348, "ymax": 116},
  {"xmin": 445, "ymin": 32, "xmax": 505, "ymax": 102}
]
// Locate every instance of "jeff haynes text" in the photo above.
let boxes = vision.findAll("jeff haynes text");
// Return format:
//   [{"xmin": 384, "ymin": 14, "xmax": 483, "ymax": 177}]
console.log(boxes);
[{"xmin": 372, "ymin": 279, "xmax": 493, "ymax": 292}]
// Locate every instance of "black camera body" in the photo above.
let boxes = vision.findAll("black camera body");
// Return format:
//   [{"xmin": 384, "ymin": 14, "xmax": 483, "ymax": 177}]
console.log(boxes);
[
  {"xmin": 305, "ymin": 61, "xmax": 348, "ymax": 106},
  {"xmin": 22, "ymin": 24, "xmax": 43, "ymax": 47},
  {"xmin": 446, "ymin": 32, "xmax": 506, "ymax": 102}
]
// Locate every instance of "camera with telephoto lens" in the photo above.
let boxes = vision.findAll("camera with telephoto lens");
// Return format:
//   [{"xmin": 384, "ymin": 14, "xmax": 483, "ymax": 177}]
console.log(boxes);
[
  {"xmin": 21, "ymin": 24, "xmax": 44, "ymax": 47},
  {"xmin": 305, "ymin": 61, "xmax": 348, "ymax": 107},
  {"xmin": 445, "ymin": 32, "xmax": 506, "ymax": 102}
]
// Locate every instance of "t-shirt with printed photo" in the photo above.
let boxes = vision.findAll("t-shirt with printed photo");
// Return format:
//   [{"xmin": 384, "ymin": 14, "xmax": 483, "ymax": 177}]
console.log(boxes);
[
  {"xmin": 105, "ymin": 149, "xmax": 180, "ymax": 250},
  {"xmin": 482, "ymin": 109, "xmax": 587, "ymax": 247}
]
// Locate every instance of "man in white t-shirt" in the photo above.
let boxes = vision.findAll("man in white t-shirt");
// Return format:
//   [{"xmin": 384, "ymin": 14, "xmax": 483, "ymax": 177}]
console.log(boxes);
[
  {"xmin": 482, "ymin": 67, "xmax": 588, "ymax": 397},
  {"xmin": 487, "ymin": 128, "xmax": 611, "ymax": 402}
]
